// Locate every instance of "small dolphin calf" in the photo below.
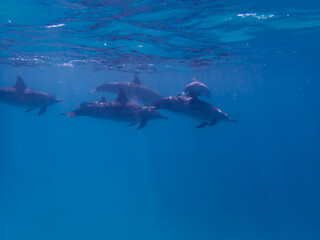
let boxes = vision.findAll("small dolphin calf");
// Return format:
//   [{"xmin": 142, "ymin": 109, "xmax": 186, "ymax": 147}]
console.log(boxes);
[
  {"xmin": 0, "ymin": 76, "xmax": 62, "ymax": 115},
  {"xmin": 153, "ymin": 95, "xmax": 236, "ymax": 128},
  {"xmin": 61, "ymin": 90, "xmax": 167, "ymax": 130},
  {"xmin": 91, "ymin": 74, "xmax": 163, "ymax": 105},
  {"xmin": 181, "ymin": 78, "xmax": 210, "ymax": 98}
]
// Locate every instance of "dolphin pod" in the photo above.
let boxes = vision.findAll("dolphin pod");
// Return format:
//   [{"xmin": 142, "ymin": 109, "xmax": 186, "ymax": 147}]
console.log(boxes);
[
  {"xmin": 91, "ymin": 74, "xmax": 163, "ymax": 105},
  {"xmin": 0, "ymin": 75, "xmax": 236, "ymax": 129},
  {"xmin": 60, "ymin": 89, "xmax": 167, "ymax": 130}
]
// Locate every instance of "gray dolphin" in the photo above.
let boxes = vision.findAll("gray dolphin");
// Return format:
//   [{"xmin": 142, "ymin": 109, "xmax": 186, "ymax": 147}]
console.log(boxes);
[
  {"xmin": 0, "ymin": 76, "xmax": 62, "ymax": 115},
  {"xmin": 61, "ymin": 90, "xmax": 167, "ymax": 130},
  {"xmin": 152, "ymin": 94, "xmax": 236, "ymax": 128},
  {"xmin": 181, "ymin": 77, "xmax": 210, "ymax": 98},
  {"xmin": 91, "ymin": 74, "xmax": 163, "ymax": 105}
]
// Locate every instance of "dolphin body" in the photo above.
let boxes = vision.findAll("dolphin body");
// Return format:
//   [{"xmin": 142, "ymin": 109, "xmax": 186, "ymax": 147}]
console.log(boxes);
[
  {"xmin": 0, "ymin": 76, "xmax": 62, "ymax": 115},
  {"xmin": 181, "ymin": 78, "xmax": 210, "ymax": 98},
  {"xmin": 152, "ymin": 94, "xmax": 236, "ymax": 128},
  {"xmin": 61, "ymin": 90, "xmax": 167, "ymax": 130},
  {"xmin": 91, "ymin": 75, "xmax": 163, "ymax": 105}
]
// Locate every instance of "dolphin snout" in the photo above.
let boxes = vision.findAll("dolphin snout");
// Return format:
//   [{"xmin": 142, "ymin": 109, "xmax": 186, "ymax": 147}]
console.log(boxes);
[
  {"xmin": 56, "ymin": 99, "xmax": 63, "ymax": 102},
  {"xmin": 227, "ymin": 117, "xmax": 237, "ymax": 123}
]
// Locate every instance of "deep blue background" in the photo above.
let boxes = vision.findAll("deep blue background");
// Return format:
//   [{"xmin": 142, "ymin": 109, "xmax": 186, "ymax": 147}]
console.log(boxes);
[
  {"xmin": 1, "ymin": 0, "xmax": 320, "ymax": 239},
  {"xmin": 1, "ymin": 49, "xmax": 319, "ymax": 240}
]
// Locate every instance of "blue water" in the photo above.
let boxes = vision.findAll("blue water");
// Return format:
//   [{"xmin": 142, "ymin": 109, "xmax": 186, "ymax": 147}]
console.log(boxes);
[{"xmin": 1, "ymin": 0, "xmax": 320, "ymax": 239}]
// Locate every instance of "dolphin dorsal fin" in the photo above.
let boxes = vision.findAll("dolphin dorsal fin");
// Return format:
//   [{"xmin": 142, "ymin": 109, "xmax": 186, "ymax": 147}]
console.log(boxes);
[
  {"xmin": 132, "ymin": 74, "xmax": 142, "ymax": 85},
  {"xmin": 99, "ymin": 96, "xmax": 106, "ymax": 103},
  {"xmin": 188, "ymin": 91, "xmax": 199, "ymax": 100},
  {"xmin": 192, "ymin": 77, "xmax": 198, "ymax": 82},
  {"xmin": 116, "ymin": 89, "xmax": 129, "ymax": 104},
  {"xmin": 14, "ymin": 76, "xmax": 27, "ymax": 90}
]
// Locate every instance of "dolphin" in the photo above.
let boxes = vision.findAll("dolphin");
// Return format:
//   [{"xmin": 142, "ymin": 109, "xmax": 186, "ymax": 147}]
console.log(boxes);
[
  {"xmin": 91, "ymin": 74, "xmax": 163, "ymax": 105},
  {"xmin": 60, "ymin": 90, "xmax": 167, "ymax": 130},
  {"xmin": 181, "ymin": 77, "xmax": 210, "ymax": 98},
  {"xmin": 0, "ymin": 76, "xmax": 62, "ymax": 115},
  {"xmin": 152, "ymin": 94, "xmax": 236, "ymax": 128}
]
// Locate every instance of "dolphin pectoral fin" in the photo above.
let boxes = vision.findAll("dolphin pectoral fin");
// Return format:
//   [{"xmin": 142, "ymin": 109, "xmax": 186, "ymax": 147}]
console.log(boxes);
[
  {"xmin": 210, "ymin": 119, "xmax": 219, "ymax": 126},
  {"xmin": 196, "ymin": 122, "xmax": 209, "ymax": 128},
  {"xmin": 128, "ymin": 122, "xmax": 138, "ymax": 127},
  {"xmin": 38, "ymin": 106, "xmax": 47, "ymax": 116},
  {"xmin": 25, "ymin": 108, "xmax": 34, "ymax": 112},
  {"xmin": 137, "ymin": 120, "xmax": 147, "ymax": 130}
]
